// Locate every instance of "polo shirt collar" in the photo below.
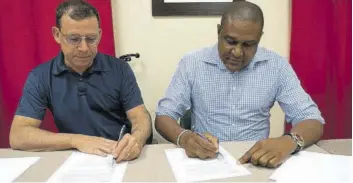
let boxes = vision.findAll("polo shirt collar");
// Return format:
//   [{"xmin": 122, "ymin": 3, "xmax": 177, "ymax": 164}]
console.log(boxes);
[{"xmin": 52, "ymin": 52, "xmax": 108, "ymax": 75}]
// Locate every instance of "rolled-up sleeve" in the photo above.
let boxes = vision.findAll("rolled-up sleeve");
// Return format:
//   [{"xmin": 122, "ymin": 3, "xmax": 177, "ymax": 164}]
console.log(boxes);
[
  {"xmin": 15, "ymin": 71, "xmax": 48, "ymax": 120},
  {"xmin": 156, "ymin": 58, "xmax": 192, "ymax": 121},
  {"xmin": 276, "ymin": 61, "xmax": 325, "ymax": 125}
]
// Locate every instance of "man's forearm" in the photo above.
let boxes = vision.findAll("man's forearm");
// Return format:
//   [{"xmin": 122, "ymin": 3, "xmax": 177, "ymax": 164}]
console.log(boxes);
[
  {"xmin": 290, "ymin": 119, "xmax": 324, "ymax": 147},
  {"xmin": 10, "ymin": 126, "xmax": 75, "ymax": 151},
  {"xmin": 130, "ymin": 111, "xmax": 152, "ymax": 146},
  {"xmin": 155, "ymin": 115, "xmax": 185, "ymax": 145}
]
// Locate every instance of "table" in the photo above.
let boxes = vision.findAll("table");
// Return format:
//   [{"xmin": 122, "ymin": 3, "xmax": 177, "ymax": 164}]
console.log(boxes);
[
  {"xmin": 0, "ymin": 141, "xmax": 330, "ymax": 182},
  {"xmin": 316, "ymin": 139, "xmax": 352, "ymax": 156}
]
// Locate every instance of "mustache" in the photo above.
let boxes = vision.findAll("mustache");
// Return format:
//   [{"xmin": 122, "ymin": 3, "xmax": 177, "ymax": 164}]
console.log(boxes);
[
  {"xmin": 227, "ymin": 58, "xmax": 243, "ymax": 62},
  {"xmin": 75, "ymin": 54, "xmax": 91, "ymax": 57}
]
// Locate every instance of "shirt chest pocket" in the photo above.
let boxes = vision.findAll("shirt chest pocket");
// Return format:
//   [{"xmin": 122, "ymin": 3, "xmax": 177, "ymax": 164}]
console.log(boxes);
[{"xmin": 86, "ymin": 88, "xmax": 121, "ymax": 112}]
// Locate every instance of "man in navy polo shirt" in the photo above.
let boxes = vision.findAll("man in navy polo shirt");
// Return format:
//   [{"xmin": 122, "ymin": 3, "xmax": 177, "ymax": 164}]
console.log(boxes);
[{"xmin": 9, "ymin": 0, "xmax": 152, "ymax": 163}]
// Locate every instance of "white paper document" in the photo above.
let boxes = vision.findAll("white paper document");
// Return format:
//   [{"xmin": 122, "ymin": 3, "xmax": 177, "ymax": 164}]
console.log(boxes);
[
  {"xmin": 165, "ymin": 146, "xmax": 251, "ymax": 182},
  {"xmin": 47, "ymin": 152, "xmax": 127, "ymax": 183},
  {"xmin": 270, "ymin": 151, "xmax": 352, "ymax": 183},
  {"xmin": 0, "ymin": 157, "xmax": 40, "ymax": 183},
  {"xmin": 164, "ymin": 0, "xmax": 232, "ymax": 3}
]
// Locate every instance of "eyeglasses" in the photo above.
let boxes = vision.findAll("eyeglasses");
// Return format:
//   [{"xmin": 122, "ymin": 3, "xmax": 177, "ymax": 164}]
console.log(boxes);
[{"xmin": 59, "ymin": 30, "xmax": 100, "ymax": 46}]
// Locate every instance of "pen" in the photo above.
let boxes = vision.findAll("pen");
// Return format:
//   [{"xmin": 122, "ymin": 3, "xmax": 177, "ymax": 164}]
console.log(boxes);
[
  {"xmin": 196, "ymin": 132, "xmax": 224, "ymax": 159},
  {"xmin": 111, "ymin": 125, "xmax": 127, "ymax": 167}
]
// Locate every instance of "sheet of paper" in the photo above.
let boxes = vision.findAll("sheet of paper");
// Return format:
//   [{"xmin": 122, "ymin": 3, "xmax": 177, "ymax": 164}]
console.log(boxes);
[
  {"xmin": 164, "ymin": 0, "xmax": 232, "ymax": 3},
  {"xmin": 270, "ymin": 151, "xmax": 352, "ymax": 183},
  {"xmin": 165, "ymin": 146, "xmax": 251, "ymax": 182},
  {"xmin": 0, "ymin": 157, "xmax": 40, "ymax": 183},
  {"xmin": 47, "ymin": 152, "xmax": 127, "ymax": 183}
]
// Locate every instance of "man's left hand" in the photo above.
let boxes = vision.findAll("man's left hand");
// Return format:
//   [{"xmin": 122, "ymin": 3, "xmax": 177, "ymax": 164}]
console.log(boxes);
[
  {"xmin": 112, "ymin": 134, "xmax": 143, "ymax": 163},
  {"xmin": 239, "ymin": 136, "xmax": 297, "ymax": 168}
]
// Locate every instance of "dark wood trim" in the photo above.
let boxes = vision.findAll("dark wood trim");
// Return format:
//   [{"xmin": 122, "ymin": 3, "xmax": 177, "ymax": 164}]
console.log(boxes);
[{"xmin": 152, "ymin": 0, "xmax": 244, "ymax": 16}]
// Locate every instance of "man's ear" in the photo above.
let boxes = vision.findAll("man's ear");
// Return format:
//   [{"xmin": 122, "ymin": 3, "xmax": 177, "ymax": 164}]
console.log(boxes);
[
  {"xmin": 258, "ymin": 31, "xmax": 264, "ymax": 41},
  {"xmin": 217, "ymin": 24, "xmax": 221, "ymax": 36},
  {"xmin": 52, "ymin": 27, "xmax": 60, "ymax": 44},
  {"xmin": 96, "ymin": 28, "xmax": 103, "ymax": 44},
  {"xmin": 99, "ymin": 28, "xmax": 102, "ymax": 37}
]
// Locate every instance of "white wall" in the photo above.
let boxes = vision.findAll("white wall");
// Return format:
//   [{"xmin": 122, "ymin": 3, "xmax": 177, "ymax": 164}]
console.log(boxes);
[{"xmin": 111, "ymin": 0, "xmax": 290, "ymax": 142}]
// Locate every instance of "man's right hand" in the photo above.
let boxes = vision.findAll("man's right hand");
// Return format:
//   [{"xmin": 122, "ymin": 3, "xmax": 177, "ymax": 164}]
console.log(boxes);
[
  {"xmin": 71, "ymin": 134, "xmax": 117, "ymax": 157},
  {"xmin": 179, "ymin": 131, "xmax": 219, "ymax": 159}
]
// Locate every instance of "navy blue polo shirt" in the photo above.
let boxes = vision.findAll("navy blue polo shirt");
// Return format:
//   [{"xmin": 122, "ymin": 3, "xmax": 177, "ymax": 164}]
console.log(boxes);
[{"xmin": 15, "ymin": 52, "xmax": 143, "ymax": 140}]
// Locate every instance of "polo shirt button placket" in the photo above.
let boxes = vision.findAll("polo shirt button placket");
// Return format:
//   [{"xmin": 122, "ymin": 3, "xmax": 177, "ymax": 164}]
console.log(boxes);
[{"xmin": 78, "ymin": 77, "xmax": 86, "ymax": 96}]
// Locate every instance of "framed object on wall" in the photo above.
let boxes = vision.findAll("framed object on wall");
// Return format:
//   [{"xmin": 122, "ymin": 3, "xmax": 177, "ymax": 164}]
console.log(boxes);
[{"xmin": 152, "ymin": 0, "xmax": 244, "ymax": 16}]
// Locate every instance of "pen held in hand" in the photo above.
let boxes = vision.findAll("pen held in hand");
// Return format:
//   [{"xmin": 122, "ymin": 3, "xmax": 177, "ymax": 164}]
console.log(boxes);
[
  {"xmin": 107, "ymin": 154, "xmax": 115, "ymax": 169},
  {"xmin": 110, "ymin": 125, "xmax": 127, "ymax": 167},
  {"xmin": 196, "ymin": 132, "xmax": 224, "ymax": 159}
]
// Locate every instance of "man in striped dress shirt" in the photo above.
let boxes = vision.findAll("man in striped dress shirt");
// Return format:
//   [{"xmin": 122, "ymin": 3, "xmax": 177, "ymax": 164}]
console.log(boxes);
[{"xmin": 155, "ymin": 1, "xmax": 324, "ymax": 168}]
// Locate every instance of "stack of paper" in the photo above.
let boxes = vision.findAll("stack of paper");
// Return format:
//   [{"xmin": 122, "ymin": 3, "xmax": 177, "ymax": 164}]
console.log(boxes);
[
  {"xmin": 270, "ymin": 151, "xmax": 352, "ymax": 183},
  {"xmin": 0, "ymin": 157, "xmax": 40, "ymax": 183},
  {"xmin": 165, "ymin": 146, "xmax": 251, "ymax": 182},
  {"xmin": 47, "ymin": 152, "xmax": 128, "ymax": 183}
]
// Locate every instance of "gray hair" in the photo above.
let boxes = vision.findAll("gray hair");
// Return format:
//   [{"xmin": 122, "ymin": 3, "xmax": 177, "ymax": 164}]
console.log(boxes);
[{"xmin": 56, "ymin": 0, "xmax": 100, "ymax": 29}]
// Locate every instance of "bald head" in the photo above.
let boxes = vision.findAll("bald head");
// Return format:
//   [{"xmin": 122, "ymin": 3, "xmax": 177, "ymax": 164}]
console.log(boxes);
[{"xmin": 221, "ymin": 1, "xmax": 264, "ymax": 31}]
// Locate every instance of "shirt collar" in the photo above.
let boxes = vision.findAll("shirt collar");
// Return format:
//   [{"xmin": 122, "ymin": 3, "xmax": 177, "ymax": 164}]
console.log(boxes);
[
  {"xmin": 205, "ymin": 44, "xmax": 269, "ymax": 71},
  {"xmin": 249, "ymin": 46, "xmax": 270, "ymax": 69},
  {"xmin": 52, "ymin": 52, "xmax": 108, "ymax": 75}
]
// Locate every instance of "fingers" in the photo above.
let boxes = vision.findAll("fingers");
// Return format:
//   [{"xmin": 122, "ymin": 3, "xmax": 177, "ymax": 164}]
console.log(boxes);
[
  {"xmin": 112, "ymin": 134, "xmax": 129, "ymax": 158},
  {"xmin": 99, "ymin": 141, "xmax": 115, "ymax": 154},
  {"xmin": 193, "ymin": 141, "xmax": 213, "ymax": 159},
  {"xmin": 182, "ymin": 132, "xmax": 217, "ymax": 160},
  {"xmin": 116, "ymin": 135, "xmax": 135, "ymax": 163},
  {"xmin": 104, "ymin": 138, "xmax": 116, "ymax": 145},
  {"xmin": 258, "ymin": 151, "xmax": 276, "ymax": 167},
  {"xmin": 239, "ymin": 142, "xmax": 261, "ymax": 164},
  {"xmin": 194, "ymin": 134, "xmax": 217, "ymax": 153},
  {"xmin": 185, "ymin": 150, "xmax": 197, "ymax": 158},
  {"xmin": 116, "ymin": 144, "xmax": 133, "ymax": 163},
  {"xmin": 238, "ymin": 138, "xmax": 291, "ymax": 168},
  {"xmin": 126, "ymin": 143, "xmax": 141, "ymax": 161},
  {"xmin": 103, "ymin": 138, "xmax": 117, "ymax": 148},
  {"xmin": 92, "ymin": 148, "xmax": 107, "ymax": 157},
  {"xmin": 92, "ymin": 137, "xmax": 116, "ymax": 155},
  {"xmin": 99, "ymin": 145, "xmax": 113, "ymax": 155},
  {"xmin": 250, "ymin": 148, "xmax": 268, "ymax": 166},
  {"xmin": 268, "ymin": 155, "xmax": 283, "ymax": 168},
  {"xmin": 204, "ymin": 133, "xmax": 219, "ymax": 152},
  {"xmin": 193, "ymin": 136, "xmax": 217, "ymax": 159}
]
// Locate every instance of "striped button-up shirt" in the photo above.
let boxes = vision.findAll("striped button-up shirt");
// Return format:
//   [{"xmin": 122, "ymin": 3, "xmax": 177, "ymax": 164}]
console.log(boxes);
[{"xmin": 156, "ymin": 45, "xmax": 324, "ymax": 142}]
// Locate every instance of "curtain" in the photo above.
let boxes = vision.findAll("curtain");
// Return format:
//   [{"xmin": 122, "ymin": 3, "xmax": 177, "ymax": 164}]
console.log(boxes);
[
  {"xmin": 0, "ymin": 0, "xmax": 115, "ymax": 147},
  {"xmin": 289, "ymin": 0, "xmax": 352, "ymax": 139}
]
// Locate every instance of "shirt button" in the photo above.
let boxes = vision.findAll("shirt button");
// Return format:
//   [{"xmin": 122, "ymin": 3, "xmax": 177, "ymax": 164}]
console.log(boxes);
[
  {"xmin": 79, "ymin": 78, "xmax": 83, "ymax": 81},
  {"xmin": 232, "ymin": 87, "xmax": 236, "ymax": 91},
  {"xmin": 231, "ymin": 105, "xmax": 236, "ymax": 109}
]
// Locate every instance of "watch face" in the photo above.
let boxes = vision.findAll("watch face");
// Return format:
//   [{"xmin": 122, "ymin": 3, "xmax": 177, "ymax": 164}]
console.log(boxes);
[{"xmin": 293, "ymin": 133, "xmax": 305, "ymax": 147}]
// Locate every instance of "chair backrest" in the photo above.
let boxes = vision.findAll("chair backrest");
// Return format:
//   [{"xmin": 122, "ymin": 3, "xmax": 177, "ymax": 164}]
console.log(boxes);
[
  {"xmin": 118, "ymin": 53, "xmax": 140, "ymax": 62},
  {"xmin": 180, "ymin": 109, "xmax": 192, "ymax": 130}
]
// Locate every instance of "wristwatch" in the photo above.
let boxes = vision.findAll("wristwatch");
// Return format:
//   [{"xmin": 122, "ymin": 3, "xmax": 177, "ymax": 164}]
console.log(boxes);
[{"xmin": 283, "ymin": 132, "xmax": 305, "ymax": 154}]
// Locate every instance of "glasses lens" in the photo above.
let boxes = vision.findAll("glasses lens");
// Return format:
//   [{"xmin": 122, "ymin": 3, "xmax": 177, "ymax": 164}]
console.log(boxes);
[{"xmin": 66, "ymin": 35, "xmax": 81, "ymax": 45}]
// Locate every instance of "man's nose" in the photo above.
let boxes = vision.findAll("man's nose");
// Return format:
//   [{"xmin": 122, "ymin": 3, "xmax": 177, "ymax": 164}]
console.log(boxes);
[
  {"xmin": 231, "ymin": 44, "xmax": 244, "ymax": 58},
  {"xmin": 77, "ymin": 38, "xmax": 89, "ymax": 51}
]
